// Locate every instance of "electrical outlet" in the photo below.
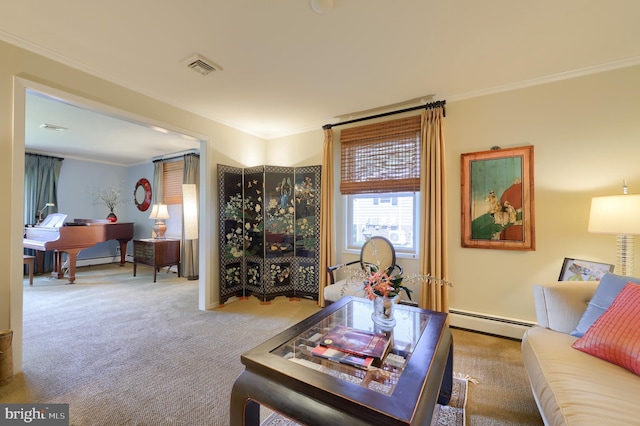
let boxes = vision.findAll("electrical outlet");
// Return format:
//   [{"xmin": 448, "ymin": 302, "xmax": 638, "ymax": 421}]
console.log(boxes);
[{"xmin": 115, "ymin": 246, "xmax": 121, "ymax": 255}]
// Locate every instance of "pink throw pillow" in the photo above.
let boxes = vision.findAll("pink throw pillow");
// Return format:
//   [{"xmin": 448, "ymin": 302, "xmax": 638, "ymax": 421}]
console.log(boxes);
[{"xmin": 572, "ymin": 282, "xmax": 640, "ymax": 376}]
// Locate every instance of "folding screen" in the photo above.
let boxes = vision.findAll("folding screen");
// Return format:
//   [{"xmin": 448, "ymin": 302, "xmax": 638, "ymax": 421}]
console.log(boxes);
[{"xmin": 218, "ymin": 164, "xmax": 321, "ymax": 303}]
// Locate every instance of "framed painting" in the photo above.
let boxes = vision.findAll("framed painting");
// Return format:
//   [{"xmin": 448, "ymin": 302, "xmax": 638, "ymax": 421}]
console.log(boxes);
[
  {"xmin": 461, "ymin": 146, "xmax": 535, "ymax": 250},
  {"xmin": 559, "ymin": 258, "xmax": 614, "ymax": 281}
]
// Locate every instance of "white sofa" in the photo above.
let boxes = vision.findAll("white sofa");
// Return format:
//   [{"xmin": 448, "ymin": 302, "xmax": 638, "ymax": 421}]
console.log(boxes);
[{"xmin": 521, "ymin": 280, "xmax": 640, "ymax": 425}]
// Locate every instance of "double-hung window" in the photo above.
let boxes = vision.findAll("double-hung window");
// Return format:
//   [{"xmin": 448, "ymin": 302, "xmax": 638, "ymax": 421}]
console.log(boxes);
[{"xmin": 340, "ymin": 115, "xmax": 421, "ymax": 255}]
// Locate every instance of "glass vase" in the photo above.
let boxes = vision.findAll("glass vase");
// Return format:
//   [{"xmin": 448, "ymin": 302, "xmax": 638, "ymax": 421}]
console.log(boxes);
[
  {"xmin": 107, "ymin": 209, "xmax": 118, "ymax": 223},
  {"xmin": 371, "ymin": 295, "xmax": 397, "ymax": 329}
]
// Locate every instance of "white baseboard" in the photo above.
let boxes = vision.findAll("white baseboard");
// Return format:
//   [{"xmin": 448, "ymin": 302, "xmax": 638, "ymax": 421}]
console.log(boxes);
[
  {"xmin": 449, "ymin": 309, "xmax": 536, "ymax": 340},
  {"xmin": 76, "ymin": 255, "xmax": 134, "ymax": 267}
]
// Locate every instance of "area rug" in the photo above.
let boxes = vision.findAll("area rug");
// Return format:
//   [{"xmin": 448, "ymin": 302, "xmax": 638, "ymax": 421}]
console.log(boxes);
[{"xmin": 261, "ymin": 375, "xmax": 468, "ymax": 426}]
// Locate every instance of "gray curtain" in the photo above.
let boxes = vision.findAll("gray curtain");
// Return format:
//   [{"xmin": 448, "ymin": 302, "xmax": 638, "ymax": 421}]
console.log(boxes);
[
  {"xmin": 182, "ymin": 153, "xmax": 199, "ymax": 279},
  {"xmin": 152, "ymin": 159, "xmax": 164, "ymax": 205},
  {"xmin": 24, "ymin": 153, "xmax": 63, "ymax": 272}
]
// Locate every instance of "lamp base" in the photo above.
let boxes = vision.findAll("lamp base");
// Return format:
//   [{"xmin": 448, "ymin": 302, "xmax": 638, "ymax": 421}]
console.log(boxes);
[
  {"xmin": 617, "ymin": 234, "xmax": 634, "ymax": 276},
  {"xmin": 153, "ymin": 221, "xmax": 167, "ymax": 239}
]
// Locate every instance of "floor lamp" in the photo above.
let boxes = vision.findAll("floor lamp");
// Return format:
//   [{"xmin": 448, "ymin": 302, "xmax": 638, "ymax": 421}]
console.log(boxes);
[
  {"xmin": 182, "ymin": 184, "xmax": 199, "ymax": 280},
  {"xmin": 588, "ymin": 194, "xmax": 640, "ymax": 276}
]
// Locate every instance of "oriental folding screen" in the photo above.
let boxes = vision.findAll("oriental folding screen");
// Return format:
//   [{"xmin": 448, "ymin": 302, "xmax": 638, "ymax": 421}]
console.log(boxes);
[{"xmin": 218, "ymin": 164, "xmax": 321, "ymax": 303}]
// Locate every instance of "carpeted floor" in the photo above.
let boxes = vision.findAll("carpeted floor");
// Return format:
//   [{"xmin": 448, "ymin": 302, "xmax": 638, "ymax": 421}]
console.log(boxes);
[
  {"xmin": 3, "ymin": 264, "xmax": 320, "ymax": 425},
  {"xmin": 2, "ymin": 263, "xmax": 541, "ymax": 425},
  {"xmin": 261, "ymin": 375, "xmax": 467, "ymax": 426},
  {"xmin": 451, "ymin": 328, "xmax": 542, "ymax": 425}
]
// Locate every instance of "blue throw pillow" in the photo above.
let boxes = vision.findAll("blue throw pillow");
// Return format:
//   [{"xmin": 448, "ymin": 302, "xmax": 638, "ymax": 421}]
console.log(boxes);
[{"xmin": 571, "ymin": 272, "xmax": 640, "ymax": 337}]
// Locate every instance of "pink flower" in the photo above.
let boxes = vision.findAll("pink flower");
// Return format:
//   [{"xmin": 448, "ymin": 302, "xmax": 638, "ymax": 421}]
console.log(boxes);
[{"xmin": 363, "ymin": 270, "xmax": 397, "ymax": 300}]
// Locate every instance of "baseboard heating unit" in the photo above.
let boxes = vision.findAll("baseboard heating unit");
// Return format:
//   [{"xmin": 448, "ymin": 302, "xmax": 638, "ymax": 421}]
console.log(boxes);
[{"xmin": 449, "ymin": 309, "xmax": 536, "ymax": 340}]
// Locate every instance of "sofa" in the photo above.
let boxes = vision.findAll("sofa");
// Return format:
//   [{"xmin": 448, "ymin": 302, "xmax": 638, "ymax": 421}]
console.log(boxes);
[{"xmin": 521, "ymin": 276, "xmax": 640, "ymax": 425}]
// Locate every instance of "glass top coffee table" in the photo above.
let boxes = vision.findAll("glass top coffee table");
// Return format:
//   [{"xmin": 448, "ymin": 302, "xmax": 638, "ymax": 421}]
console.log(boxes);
[{"xmin": 230, "ymin": 296, "xmax": 453, "ymax": 426}]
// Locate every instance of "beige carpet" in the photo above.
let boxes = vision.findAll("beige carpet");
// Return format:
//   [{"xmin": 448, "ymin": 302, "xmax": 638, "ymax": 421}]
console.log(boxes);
[
  {"xmin": 3, "ymin": 263, "xmax": 541, "ymax": 425},
  {"xmin": 261, "ymin": 375, "xmax": 467, "ymax": 426},
  {"xmin": 451, "ymin": 328, "xmax": 542, "ymax": 425},
  {"xmin": 2, "ymin": 264, "xmax": 320, "ymax": 425}
]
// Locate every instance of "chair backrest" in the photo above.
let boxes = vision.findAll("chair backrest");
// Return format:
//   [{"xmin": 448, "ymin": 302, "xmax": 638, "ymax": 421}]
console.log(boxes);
[{"xmin": 360, "ymin": 236, "xmax": 396, "ymax": 274}]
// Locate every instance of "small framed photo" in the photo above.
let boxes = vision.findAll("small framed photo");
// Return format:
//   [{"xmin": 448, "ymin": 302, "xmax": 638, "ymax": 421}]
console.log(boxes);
[{"xmin": 559, "ymin": 258, "xmax": 614, "ymax": 281}]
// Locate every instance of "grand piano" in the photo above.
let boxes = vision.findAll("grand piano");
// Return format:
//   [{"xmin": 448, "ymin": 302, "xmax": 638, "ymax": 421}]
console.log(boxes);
[{"xmin": 24, "ymin": 214, "xmax": 134, "ymax": 283}]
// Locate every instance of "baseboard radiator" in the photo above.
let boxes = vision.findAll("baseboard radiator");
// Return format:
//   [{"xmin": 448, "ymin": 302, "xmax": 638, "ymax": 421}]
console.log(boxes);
[
  {"xmin": 75, "ymin": 255, "xmax": 133, "ymax": 268},
  {"xmin": 449, "ymin": 309, "xmax": 536, "ymax": 340}
]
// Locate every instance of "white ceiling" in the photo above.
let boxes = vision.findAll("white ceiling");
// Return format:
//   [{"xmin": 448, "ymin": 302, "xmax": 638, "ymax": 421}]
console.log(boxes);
[
  {"xmin": 25, "ymin": 91, "xmax": 201, "ymax": 166},
  {"xmin": 3, "ymin": 1, "xmax": 640, "ymax": 165}
]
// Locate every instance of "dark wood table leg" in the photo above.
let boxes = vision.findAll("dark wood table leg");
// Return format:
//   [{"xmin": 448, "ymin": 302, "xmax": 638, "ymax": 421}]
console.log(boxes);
[{"xmin": 437, "ymin": 337, "xmax": 454, "ymax": 405}]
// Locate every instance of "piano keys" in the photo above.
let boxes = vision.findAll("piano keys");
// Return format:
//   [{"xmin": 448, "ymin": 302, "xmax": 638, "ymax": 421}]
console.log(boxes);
[{"xmin": 24, "ymin": 215, "xmax": 134, "ymax": 283}]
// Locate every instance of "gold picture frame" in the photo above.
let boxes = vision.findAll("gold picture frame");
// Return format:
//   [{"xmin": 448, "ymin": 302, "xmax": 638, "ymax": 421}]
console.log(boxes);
[{"xmin": 461, "ymin": 146, "xmax": 535, "ymax": 250}]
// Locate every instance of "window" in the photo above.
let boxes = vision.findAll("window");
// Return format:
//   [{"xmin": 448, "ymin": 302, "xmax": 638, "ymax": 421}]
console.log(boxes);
[
  {"xmin": 347, "ymin": 192, "xmax": 419, "ymax": 254},
  {"xmin": 340, "ymin": 115, "xmax": 422, "ymax": 254},
  {"xmin": 163, "ymin": 160, "xmax": 184, "ymax": 204}
]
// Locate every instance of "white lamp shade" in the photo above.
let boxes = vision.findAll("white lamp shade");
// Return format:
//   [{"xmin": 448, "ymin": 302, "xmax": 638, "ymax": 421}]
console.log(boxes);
[
  {"xmin": 588, "ymin": 194, "xmax": 640, "ymax": 235},
  {"xmin": 149, "ymin": 203, "xmax": 170, "ymax": 220},
  {"xmin": 156, "ymin": 204, "xmax": 170, "ymax": 220},
  {"xmin": 148, "ymin": 204, "xmax": 159, "ymax": 219},
  {"xmin": 182, "ymin": 184, "xmax": 199, "ymax": 240}
]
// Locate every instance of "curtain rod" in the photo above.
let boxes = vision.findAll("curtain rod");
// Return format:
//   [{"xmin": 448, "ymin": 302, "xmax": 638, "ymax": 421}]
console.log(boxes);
[
  {"xmin": 26, "ymin": 152, "xmax": 65, "ymax": 161},
  {"xmin": 323, "ymin": 99, "xmax": 446, "ymax": 130},
  {"xmin": 152, "ymin": 150, "xmax": 200, "ymax": 162}
]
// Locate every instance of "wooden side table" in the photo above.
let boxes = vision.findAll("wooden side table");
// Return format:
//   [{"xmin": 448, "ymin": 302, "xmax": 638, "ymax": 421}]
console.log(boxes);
[{"xmin": 133, "ymin": 239, "xmax": 181, "ymax": 282}]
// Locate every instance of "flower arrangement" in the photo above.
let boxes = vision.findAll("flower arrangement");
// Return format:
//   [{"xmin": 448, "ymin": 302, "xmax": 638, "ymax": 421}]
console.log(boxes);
[
  {"xmin": 340, "ymin": 263, "xmax": 453, "ymax": 301},
  {"xmin": 363, "ymin": 265, "xmax": 412, "ymax": 300},
  {"xmin": 92, "ymin": 187, "xmax": 128, "ymax": 211}
]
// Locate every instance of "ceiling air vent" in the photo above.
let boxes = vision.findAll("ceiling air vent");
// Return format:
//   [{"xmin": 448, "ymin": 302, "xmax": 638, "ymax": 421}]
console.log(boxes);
[{"xmin": 183, "ymin": 54, "xmax": 221, "ymax": 76}]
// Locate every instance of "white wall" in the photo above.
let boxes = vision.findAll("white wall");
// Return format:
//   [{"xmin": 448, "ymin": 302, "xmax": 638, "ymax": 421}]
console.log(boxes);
[
  {"xmin": 2, "ymin": 39, "xmax": 266, "ymax": 372},
  {"xmin": 268, "ymin": 64, "xmax": 640, "ymax": 330},
  {"xmin": 4, "ymin": 36, "xmax": 640, "ymax": 373},
  {"xmin": 446, "ymin": 64, "xmax": 640, "ymax": 324}
]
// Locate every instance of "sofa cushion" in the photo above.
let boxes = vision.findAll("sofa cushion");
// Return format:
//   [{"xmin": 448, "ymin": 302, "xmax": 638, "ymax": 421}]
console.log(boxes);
[
  {"xmin": 572, "ymin": 282, "xmax": 640, "ymax": 376},
  {"xmin": 533, "ymin": 281, "xmax": 598, "ymax": 333},
  {"xmin": 571, "ymin": 272, "xmax": 640, "ymax": 337},
  {"xmin": 522, "ymin": 327, "xmax": 640, "ymax": 425},
  {"xmin": 323, "ymin": 279, "xmax": 365, "ymax": 303}
]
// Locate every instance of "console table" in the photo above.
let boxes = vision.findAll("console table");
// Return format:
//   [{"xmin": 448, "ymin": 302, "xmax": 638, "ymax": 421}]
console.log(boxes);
[
  {"xmin": 230, "ymin": 296, "xmax": 453, "ymax": 425},
  {"xmin": 133, "ymin": 239, "xmax": 181, "ymax": 282}
]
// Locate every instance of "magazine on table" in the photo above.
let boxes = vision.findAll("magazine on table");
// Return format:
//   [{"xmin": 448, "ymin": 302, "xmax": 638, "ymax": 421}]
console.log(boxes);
[
  {"xmin": 319, "ymin": 325, "xmax": 390, "ymax": 359},
  {"xmin": 311, "ymin": 345, "xmax": 374, "ymax": 369}
]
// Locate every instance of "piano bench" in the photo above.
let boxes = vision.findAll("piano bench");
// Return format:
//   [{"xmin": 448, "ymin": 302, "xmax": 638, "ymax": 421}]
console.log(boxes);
[{"xmin": 23, "ymin": 255, "xmax": 35, "ymax": 286}]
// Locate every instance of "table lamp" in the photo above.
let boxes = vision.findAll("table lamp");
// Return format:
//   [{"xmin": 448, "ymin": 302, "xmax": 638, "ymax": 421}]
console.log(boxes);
[
  {"xmin": 149, "ymin": 203, "xmax": 170, "ymax": 239},
  {"xmin": 588, "ymin": 193, "xmax": 640, "ymax": 276},
  {"xmin": 37, "ymin": 202, "xmax": 55, "ymax": 224}
]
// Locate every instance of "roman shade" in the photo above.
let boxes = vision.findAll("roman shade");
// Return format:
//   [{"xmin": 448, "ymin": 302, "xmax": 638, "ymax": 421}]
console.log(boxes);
[{"xmin": 340, "ymin": 115, "xmax": 421, "ymax": 194}]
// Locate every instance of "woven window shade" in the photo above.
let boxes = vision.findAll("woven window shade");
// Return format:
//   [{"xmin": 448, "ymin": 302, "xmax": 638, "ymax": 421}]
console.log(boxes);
[
  {"xmin": 163, "ymin": 160, "xmax": 184, "ymax": 204},
  {"xmin": 340, "ymin": 115, "xmax": 421, "ymax": 194}
]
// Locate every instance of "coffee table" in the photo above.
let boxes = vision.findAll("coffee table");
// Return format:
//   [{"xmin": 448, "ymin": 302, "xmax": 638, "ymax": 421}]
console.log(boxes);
[{"xmin": 230, "ymin": 296, "xmax": 453, "ymax": 425}]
